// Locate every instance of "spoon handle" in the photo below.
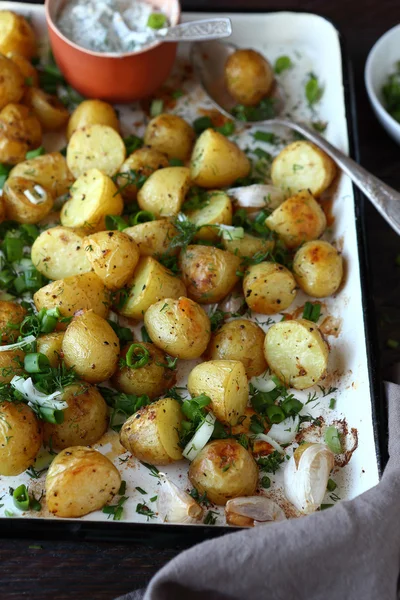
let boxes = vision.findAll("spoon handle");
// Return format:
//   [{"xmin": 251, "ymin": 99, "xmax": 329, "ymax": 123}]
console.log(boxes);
[
  {"xmin": 276, "ymin": 118, "xmax": 400, "ymax": 235},
  {"xmin": 158, "ymin": 18, "xmax": 232, "ymax": 42}
]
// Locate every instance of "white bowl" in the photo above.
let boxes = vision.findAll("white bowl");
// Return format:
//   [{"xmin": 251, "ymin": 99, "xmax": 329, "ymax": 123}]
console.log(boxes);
[{"xmin": 365, "ymin": 24, "xmax": 400, "ymax": 145}]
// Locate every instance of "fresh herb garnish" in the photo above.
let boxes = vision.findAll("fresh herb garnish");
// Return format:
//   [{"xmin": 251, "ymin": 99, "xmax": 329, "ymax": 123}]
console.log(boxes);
[
  {"xmin": 305, "ymin": 73, "xmax": 324, "ymax": 106},
  {"xmin": 101, "ymin": 387, "xmax": 151, "ymax": 431},
  {"xmin": 302, "ymin": 302, "xmax": 321, "ymax": 322},
  {"xmin": 136, "ymin": 502, "xmax": 156, "ymax": 519},
  {"xmin": 256, "ymin": 451, "xmax": 285, "ymax": 474},
  {"xmin": 232, "ymin": 97, "xmax": 276, "ymax": 122},
  {"xmin": 119, "ymin": 343, "xmax": 151, "ymax": 369},
  {"xmin": 274, "ymin": 56, "xmax": 293, "ymax": 74},
  {"xmin": 382, "ymin": 62, "xmax": 400, "ymax": 123},
  {"xmin": 203, "ymin": 510, "xmax": 218, "ymax": 525},
  {"xmin": 102, "ymin": 496, "xmax": 128, "ymax": 521},
  {"xmin": 122, "ymin": 135, "xmax": 143, "ymax": 155}
]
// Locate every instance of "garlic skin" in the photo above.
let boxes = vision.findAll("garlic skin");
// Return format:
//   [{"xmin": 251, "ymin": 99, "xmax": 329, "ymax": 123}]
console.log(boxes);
[
  {"xmin": 157, "ymin": 474, "xmax": 203, "ymax": 524},
  {"xmin": 227, "ymin": 184, "xmax": 285, "ymax": 210},
  {"xmin": 284, "ymin": 443, "xmax": 335, "ymax": 515},
  {"xmin": 225, "ymin": 496, "xmax": 286, "ymax": 527},
  {"xmin": 268, "ymin": 415, "xmax": 300, "ymax": 445}
]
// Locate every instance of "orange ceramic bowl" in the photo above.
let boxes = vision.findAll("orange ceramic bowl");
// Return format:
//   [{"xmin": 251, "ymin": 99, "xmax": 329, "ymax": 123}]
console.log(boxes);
[{"xmin": 45, "ymin": 0, "xmax": 180, "ymax": 103}]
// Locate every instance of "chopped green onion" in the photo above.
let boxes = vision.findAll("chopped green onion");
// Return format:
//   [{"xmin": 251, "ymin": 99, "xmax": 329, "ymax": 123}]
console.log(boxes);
[
  {"xmin": 135, "ymin": 486, "xmax": 147, "ymax": 495},
  {"xmin": 305, "ymin": 73, "xmax": 324, "ymax": 106},
  {"xmin": 4, "ymin": 237, "xmax": 24, "ymax": 262},
  {"xmin": 13, "ymin": 484, "xmax": 30, "ymax": 511},
  {"xmin": 215, "ymin": 121, "xmax": 235, "ymax": 136},
  {"xmin": 329, "ymin": 398, "xmax": 336, "ymax": 410},
  {"xmin": 252, "ymin": 131, "xmax": 278, "ymax": 144},
  {"xmin": 261, "ymin": 475, "xmax": 271, "ymax": 489},
  {"xmin": 150, "ymin": 99, "xmax": 164, "ymax": 117},
  {"xmin": 169, "ymin": 158, "xmax": 184, "ymax": 166},
  {"xmin": 249, "ymin": 414, "xmax": 265, "ymax": 434},
  {"xmin": 171, "ymin": 89, "xmax": 184, "ymax": 99},
  {"xmin": 24, "ymin": 352, "xmax": 50, "ymax": 374},
  {"xmin": 136, "ymin": 502, "xmax": 155, "ymax": 519},
  {"xmin": 320, "ymin": 503, "xmax": 334, "ymax": 510},
  {"xmin": 253, "ymin": 147, "xmax": 272, "ymax": 160},
  {"xmin": 40, "ymin": 313, "xmax": 58, "ymax": 333},
  {"xmin": 124, "ymin": 343, "xmax": 151, "ymax": 369},
  {"xmin": 0, "ymin": 163, "xmax": 12, "ymax": 188},
  {"xmin": 302, "ymin": 301, "xmax": 321, "ymax": 322},
  {"xmin": 324, "ymin": 426, "xmax": 342, "ymax": 454},
  {"xmin": 147, "ymin": 12, "xmax": 167, "ymax": 29},
  {"xmin": 107, "ymin": 320, "xmax": 133, "ymax": 343},
  {"xmin": 129, "ymin": 210, "xmax": 155, "ymax": 226},
  {"xmin": 26, "ymin": 147, "xmax": 45, "ymax": 160},
  {"xmin": 327, "ymin": 478, "xmax": 337, "ymax": 492},
  {"xmin": 193, "ymin": 116, "xmax": 213, "ymax": 135},
  {"xmin": 123, "ymin": 135, "xmax": 143, "ymax": 155},
  {"xmin": 281, "ymin": 397, "xmax": 303, "ymax": 416},
  {"xmin": 141, "ymin": 326, "xmax": 152, "ymax": 343},
  {"xmin": 274, "ymin": 56, "xmax": 293, "ymax": 74},
  {"xmin": 105, "ymin": 215, "xmax": 128, "ymax": 231},
  {"xmin": 118, "ymin": 480, "xmax": 127, "ymax": 495},
  {"xmin": 266, "ymin": 404, "xmax": 286, "ymax": 424},
  {"xmin": 30, "ymin": 494, "xmax": 42, "ymax": 511}
]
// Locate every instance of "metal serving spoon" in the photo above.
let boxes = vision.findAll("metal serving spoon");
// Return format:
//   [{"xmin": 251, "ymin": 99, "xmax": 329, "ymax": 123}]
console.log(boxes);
[{"xmin": 191, "ymin": 40, "xmax": 400, "ymax": 236}]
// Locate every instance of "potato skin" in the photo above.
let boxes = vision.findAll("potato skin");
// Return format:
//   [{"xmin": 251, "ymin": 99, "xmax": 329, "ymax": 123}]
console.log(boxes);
[
  {"xmin": 0, "ymin": 300, "xmax": 26, "ymax": 342},
  {"xmin": 293, "ymin": 240, "xmax": 344, "ymax": 298},
  {"xmin": 179, "ymin": 245, "xmax": 241, "ymax": 304},
  {"xmin": 34, "ymin": 272, "xmax": 110, "ymax": 319},
  {"xmin": 0, "ymin": 401, "xmax": 42, "ymax": 476},
  {"xmin": 124, "ymin": 219, "xmax": 178, "ymax": 257},
  {"xmin": 189, "ymin": 440, "xmax": 258, "ymax": 505},
  {"xmin": 0, "ymin": 54, "xmax": 25, "ymax": 110},
  {"xmin": 84, "ymin": 230, "xmax": 140, "ymax": 290},
  {"xmin": 225, "ymin": 49, "xmax": 274, "ymax": 106},
  {"xmin": 25, "ymin": 88, "xmax": 69, "ymax": 131},
  {"xmin": 137, "ymin": 167, "xmax": 191, "ymax": 218},
  {"xmin": 112, "ymin": 342, "xmax": 175, "ymax": 399},
  {"xmin": 144, "ymin": 114, "xmax": 195, "ymax": 161},
  {"xmin": 9, "ymin": 152, "xmax": 74, "ymax": 198},
  {"xmin": 243, "ymin": 262, "xmax": 297, "ymax": 314},
  {"xmin": 186, "ymin": 191, "xmax": 232, "ymax": 241},
  {"xmin": 37, "ymin": 332, "xmax": 64, "ymax": 368},
  {"xmin": 190, "ymin": 129, "xmax": 251, "ymax": 188},
  {"xmin": 7, "ymin": 52, "xmax": 39, "ymax": 88},
  {"xmin": 116, "ymin": 147, "xmax": 169, "ymax": 202},
  {"xmin": 67, "ymin": 124, "xmax": 126, "ymax": 178},
  {"xmin": 62, "ymin": 311, "xmax": 120, "ymax": 383},
  {"xmin": 120, "ymin": 398, "xmax": 183, "ymax": 465},
  {"xmin": 144, "ymin": 296, "xmax": 211, "ymax": 360},
  {"xmin": 3, "ymin": 176, "xmax": 54, "ymax": 224},
  {"xmin": 67, "ymin": 100, "xmax": 119, "ymax": 140},
  {"xmin": 0, "ymin": 348, "xmax": 24, "ymax": 383},
  {"xmin": 32, "ymin": 226, "xmax": 92, "ymax": 280},
  {"xmin": 0, "ymin": 11, "xmax": 37, "ymax": 59},
  {"xmin": 45, "ymin": 446, "xmax": 121, "ymax": 518},
  {"xmin": 43, "ymin": 383, "xmax": 109, "ymax": 450},
  {"xmin": 206, "ymin": 319, "xmax": 267, "ymax": 378},
  {"xmin": 265, "ymin": 190, "xmax": 327, "ymax": 249},
  {"xmin": 222, "ymin": 232, "xmax": 274, "ymax": 258},
  {"xmin": 0, "ymin": 103, "xmax": 42, "ymax": 149}
]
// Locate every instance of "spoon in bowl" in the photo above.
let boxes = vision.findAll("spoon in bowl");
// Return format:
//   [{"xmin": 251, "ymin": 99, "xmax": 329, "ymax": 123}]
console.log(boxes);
[{"xmin": 191, "ymin": 40, "xmax": 400, "ymax": 236}]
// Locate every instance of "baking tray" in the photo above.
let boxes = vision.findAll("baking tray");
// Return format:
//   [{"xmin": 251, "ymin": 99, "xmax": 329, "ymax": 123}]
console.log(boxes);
[{"xmin": 0, "ymin": 3, "xmax": 386, "ymax": 542}]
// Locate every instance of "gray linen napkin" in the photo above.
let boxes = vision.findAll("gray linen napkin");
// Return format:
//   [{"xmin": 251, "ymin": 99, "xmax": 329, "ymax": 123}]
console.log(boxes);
[{"xmin": 119, "ymin": 382, "xmax": 398, "ymax": 600}]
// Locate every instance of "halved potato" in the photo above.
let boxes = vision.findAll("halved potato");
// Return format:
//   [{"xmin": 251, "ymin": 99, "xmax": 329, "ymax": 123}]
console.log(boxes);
[
  {"xmin": 188, "ymin": 359, "xmax": 248, "ymax": 425},
  {"xmin": 144, "ymin": 113, "xmax": 195, "ymax": 161},
  {"xmin": 67, "ymin": 99, "xmax": 119, "ymax": 140},
  {"xmin": 0, "ymin": 401, "xmax": 42, "ymax": 476},
  {"xmin": 9, "ymin": 152, "xmax": 74, "ymax": 198},
  {"xmin": 137, "ymin": 167, "xmax": 191, "ymax": 218},
  {"xmin": 0, "ymin": 11, "xmax": 37, "ymax": 58},
  {"xmin": 271, "ymin": 141, "xmax": 337, "ymax": 197},
  {"xmin": 243, "ymin": 261, "xmax": 297, "ymax": 314},
  {"xmin": 67, "ymin": 124, "xmax": 126, "ymax": 178},
  {"xmin": 293, "ymin": 240, "xmax": 344, "ymax": 298},
  {"xmin": 0, "ymin": 300, "xmax": 26, "ymax": 342},
  {"xmin": 7, "ymin": 52, "xmax": 39, "ymax": 87},
  {"xmin": 264, "ymin": 318, "xmax": 329, "ymax": 389},
  {"xmin": 3, "ymin": 176, "xmax": 54, "ymax": 224},
  {"xmin": 0, "ymin": 103, "xmax": 42, "ymax": 148},
  {"xmin": 186, "ymin": 190, "xmax": 232, "ymax": 241},
  {"xmin": 0, "ymin": 348, "xmax": 24, "ymax": 383},
  {"xmin": 124, "ymin": 219, "xmax": 178, "ymax": 257},
  {"xmin": 37, "ymin": 332, "xmax": 64, "ymax": 367},
  {"xmin": 116, "ymin": 147, "xmax": 169, "ymax": 202},
  {"xmin": 25, "ymin": 88, "xmax": 69, "ymax": 131},
  {"xmin": 120, "ymin": 397, "xmax": 183, "ymax": 465},
  {"xmin": 0, "ymin": 53, "xmax": 24, "ymax": 110},
  {"xmin": 31, "ymin": 226, "xmax": 92, "ymax": 280},
  {"xmin": 222, "ymin": 232, "xmax": 275, "ymax": 258}
]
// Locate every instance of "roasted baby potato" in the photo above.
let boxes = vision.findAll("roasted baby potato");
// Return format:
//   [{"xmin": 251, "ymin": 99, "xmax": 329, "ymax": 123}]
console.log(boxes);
[
  {"xmin": 0, "ymin": 300, "xmax": 26, "ymax": 342},
  {"xmin": 0, "ymin": 401, "xmax": 42, "ymax": 476},
  {"xmin": 67, "ymin": 99, "xmax": 119, "ymax": 140},
  {"xmin": 7, "ymin": 51, "xmax": 39, "ymax": 87},
  {"xmin": 186, "ymin": 190, "xmax": 232, "ymax": 241},
  {"xmin": 62, "ymin": 310, "xmax": 120, "ymax": 383},
  {"xmin": 206, "ymin": 319, "xmax": 267, "ymax": 378},
  {"xmin": 265, "ymin": 190, "xmax": 327, "ymax": 249},
  {"xmin": 67, "ymin": 124, "xmax": 126, "ymax": 178},
  {"xmin": 190, "ymin": 129, "xmax": 251, "ymax": 188},
  {"xmin": 0, "ymin": 53, "xmax": 25, "ymax": 109},
  {"xmin": 9, "ymin": 151, "xmax": 74, "ymax": 198},
  {"xmin": 120, "ymin": 397, "xmax": 183, "ymax": 465},
  {"xmin": 179, "ymin": 245, "xmax": 241, "ymax": 304},
  {"xmin": 34, "ymin": 272, "xmax": 110, "ymax": 319},
  {"xmin": 31, "ymin": 226, "xmax": 92, "ymax": 280},
  {"xmin": 43, "ymin": 383, "xmax": 108, "ymax": 450},
  {"xmin": 188, "ymin": 359, "xmax": 248, "ymax": 425},
  {"xmin": 119, "ymin": 256, "xmax": 186, "ymax": 320},
  {"xmin": 188, "ymin": 439, "xmax": 258, "ymax": 505},
  {"xmin": 45, "ymin": 446, "xmax": 121, "ymax": 518},
  {"xmin": 144, "ymin": 296, "xmax": 211, "ymax": 360},
  {"xmin": 116, "ymin": 147, "xmax": 169, "ymax": 202},
  {"xmin": 25, "ymin": 87, "xmax": 69, "ymax": 131},
  {"xmin": 84, "ymin": 230, "xmax": 140, "ymax": 290},
  {"xmin": 225, "ymin": 49, "xmax": 274, "ymax": 105},
  {"xmin": 0, "ymin": 348, "xmax": 24, "ymax": 383},
  {"xmin": 112, "ymin": 342, "xmax": 176, "ymax": 399},
  {"xmin": 37, "ymin": 331, "xmax": 64, "ymax": 368},
  {"xmin": 137, "ymin": 166, "xmax": 191, "ymax": 218},
  {"xmin": 0, "ymin": 194, "xmax": 5, "ymax": 222},
  {"xmin": 61, "ymin": 168, "xmax": 123, "ymax": 232},
  {"xmin": 144, "ymin": 113, "xmax": 195, "ymax": 161},
  {"xmin": 0, "ymin": 11, "xmax": 37, "ymax": 58},
  {"xmin": 0, "ymin": 103, "xmax": 42, "ymax": 149},
  {"xmin": 243, "ymin": 262, "xmax": 297, "ymax": 314},
  {"xmin": 3, "ymin": 177, "xmax": 54, "ymax": 223},
  {"xmin": 271, "ymin": 141, "xmax": 337, "ymax": 197},
  {"xmin": 293, "ymin": 240, "xmax": 344, "ymax": 298},
  {"xmin": 124, "ymin": 219, "xmax": 178, "ymax": 257},
  {"xmin": 222, "ymin": 232, "xmax": 275, "ymax": 258},
  {"xmin": 264, "ymin": 319, "xmax": 329, "ymax": 389}
]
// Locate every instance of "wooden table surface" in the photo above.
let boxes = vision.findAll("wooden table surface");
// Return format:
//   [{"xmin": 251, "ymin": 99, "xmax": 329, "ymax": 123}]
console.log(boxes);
[{"xmin": 2, "ymin": 0, "xmax": 400, "ymax": 598}]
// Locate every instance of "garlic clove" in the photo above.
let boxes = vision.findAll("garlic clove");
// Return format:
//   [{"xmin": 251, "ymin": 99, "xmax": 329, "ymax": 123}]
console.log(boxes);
[
  {"xmin": 227, "ymin": 184, "xmax": 285, "ymax": 209},
  {"xmin": 225, "ymin": 496, "xmax": 286, "ymax": 527},
  {"xmin": 157, "ymin": 474, "xmax": 203, "ymax": 524}
]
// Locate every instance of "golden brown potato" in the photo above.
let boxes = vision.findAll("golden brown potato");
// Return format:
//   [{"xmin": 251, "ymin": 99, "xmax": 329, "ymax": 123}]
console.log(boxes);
[
  {"xmin": 7, "ymin": 52, "xmax": 38, "ymax": 87},
  {"xmin": 61, "ymin": 168, "xmax": 123, "ymax": 232},
  {"xmin": 0, "ymin": 103, "xmax": 41, "ymax": 148},
  {"xmin": 9, "ymin": 152, "xmax": 75, "ymax": 198},
  {"xmin": 25, "ymin": 88, "xmax": 69, "ymax": 131},
  {"xmin": 225, "ymin": 49, "xmax": 274, "ymax": 106},
  {"xmin": 112, "ymin": 342, "xmax": 176, "ymax": 399},
  {"xmin": 179, "ymin": 245, "xmax": 241, "ymax": 304},
  {"xmin": 3, "ymin": 176, "xmax": 54, "ymax": 223},
  {"xmin": 186, "ymin": 190, "xmax": 232, "ymax": 241},
  {"xmin": 67, "ymin": 124, "xmax": 126, "ymax": 178},
  {"xmin": 0, "ymin": 401, "xmax": 42, "ymax": 476},
  {"xmin": 265, "ymin": 190, "xmax": 327, "ymax": 249},
  {"xmin": 43, "ymin": 383, "xmax": 109, "ymax": 450},
  {"xmin": 137, "ymin": 166, "xmax": 191, "ymax": 218},
  {"xmin": 0, "ymin": 53, "xmax": 25, "ymax": 109},
  {"xmin": 0, "ymin": 348, "xmax": 24, "ymax": 383},
  {"xmin": 188, "ymin": 440, "xmax": 258, "ymax": 505},
  {"xmin": 45, "ymin": 446, "xmax": 121, "ymax": 518},
  {"xmin": 31, "ymin": 226, "xmax": 92, "ymax": 280},
  {"xmin": 271, "ymin": 141, "xmax": 337, "ymax": 197},
  {"xmin": 144, "ymin": 296, "xmax": 211, "ymax": 360},
  {"xmin": 190, "ymin": 129, "xmax": 251, "ymax": 188},
  {"xmin": 188, "ymin": 359, "xmax": 248, "ymax": 425},
  {"xmin": 206, "ymin": 319, "xmax": 267, "ymax": 378},
  {"xmin": 243, "ymin": 262, "xmax": 297, "ymax": 314},
  {"xmin": 0, "ymin": 194, "xmax": 5, "ymax": 222},
  {"xmin": 144, "ymin": 113, "xmax": 195, "ymax": 161},
  {"xmin": 0, "ymin": 300, "xmax": 26, "ymax": 342},
  {"xmin": 293, "ymin": 240, "xmax": 344, "ymax": 298},
  {"xmin": 62, "ymin": 311, "xmax": 120, "ymax": 383},
  {"xmin": 67, "ymin": 100, "xmax": 119, "ymax": 140},
  {"xmin": 264, "ymin": 319, "xmax": 329, "ymax": 389},
  {"xmin": 33, "ymin": 272, "xmax": 110, "ymax": 319},
  {"xmin": 0, "ymin": 132, "xmax": 27, "ymax": 165},
  {"xmin": 222, "ymin": 232, "xmax": 275, "ymax": 258},
  {"xmin": 119, "ymin": 256, "xmax": 186, "ymax": 320},
  {"xmin": 116, "ymin": 147, "xmax": 169, "ymax": 202},
  {"xmin": 36, "ymin": 332, "xmax": 64, "ymax": 368},
  {"xmin": 120, "ymin": 397, "xmax": 183, "ymax": 465},
  {"xmin": 124, "ymin": 219, "xmax": 178, "ymax": 257},
  {"xmin": 0, "ymin": 11, "xmax": 37, "ymax": 59}
]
